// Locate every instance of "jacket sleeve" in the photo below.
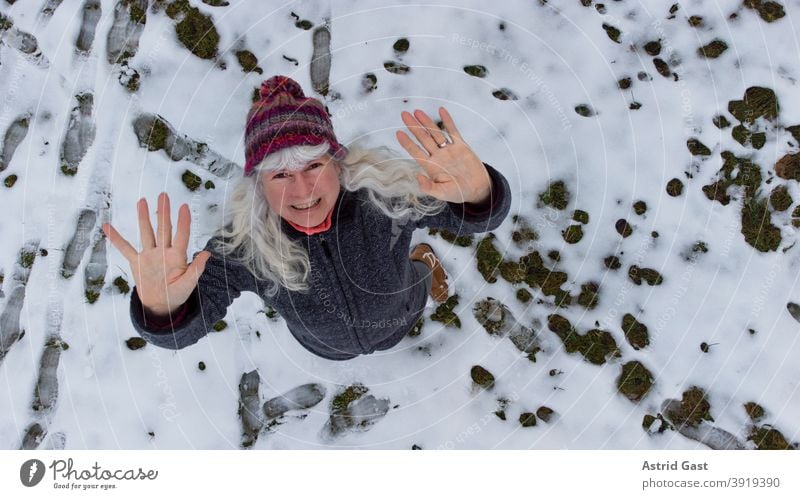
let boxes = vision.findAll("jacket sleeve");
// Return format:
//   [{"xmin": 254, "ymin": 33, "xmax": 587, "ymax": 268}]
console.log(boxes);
[
  {"xmin": 414, "ymin": 162, "xmax": 512, "ymax": 234},
  {"xmin": 129, "ymin": 235, "xmax": 257, "ymax": 350}
]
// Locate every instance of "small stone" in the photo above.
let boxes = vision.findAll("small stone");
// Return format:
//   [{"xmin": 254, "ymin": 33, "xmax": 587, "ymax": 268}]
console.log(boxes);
[
  {"xmin": 519, "ymin": 412, "xmax": 537, "ymax": 427},
  {"xmin": 126, "ymin": 337, "xmax": 147, "ymax": 350}
]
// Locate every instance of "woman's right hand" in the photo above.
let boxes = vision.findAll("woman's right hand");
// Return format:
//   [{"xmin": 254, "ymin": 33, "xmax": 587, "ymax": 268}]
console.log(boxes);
[{"xmin": 102, "ymin": 192, "xmax": 211, "ymax": 316}]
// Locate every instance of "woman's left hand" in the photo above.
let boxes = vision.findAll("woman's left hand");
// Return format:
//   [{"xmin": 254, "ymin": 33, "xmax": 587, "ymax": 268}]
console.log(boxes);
[{"xmin": 396, "ymin": 107, "xmax": 491, "ymax": 205}]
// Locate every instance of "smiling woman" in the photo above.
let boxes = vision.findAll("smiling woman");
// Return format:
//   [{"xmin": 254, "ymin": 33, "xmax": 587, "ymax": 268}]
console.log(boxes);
[{"xmin": 104, "ymin": 75, "xmax": 512, "ymax": 361}]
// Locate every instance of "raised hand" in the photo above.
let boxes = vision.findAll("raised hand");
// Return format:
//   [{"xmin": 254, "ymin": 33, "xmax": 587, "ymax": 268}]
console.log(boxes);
[
  {"xmin": 102, "ymin": 192, "xmax": 210, "ymax": 316},
  {"xmin": 396, "ymin": 107, "xmax": 491, "ymax": 205}
]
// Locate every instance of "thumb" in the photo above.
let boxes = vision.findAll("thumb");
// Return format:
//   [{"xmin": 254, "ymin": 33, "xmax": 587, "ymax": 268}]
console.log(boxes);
[{"xmin": 178, "ymin": 251, "xmax": 210, "ymax": 289}]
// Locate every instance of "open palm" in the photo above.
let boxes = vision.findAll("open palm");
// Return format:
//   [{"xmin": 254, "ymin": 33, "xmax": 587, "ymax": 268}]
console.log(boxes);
[{"xmin": 396, "ymin": 107, "xmax": 491, "ymax": 205}]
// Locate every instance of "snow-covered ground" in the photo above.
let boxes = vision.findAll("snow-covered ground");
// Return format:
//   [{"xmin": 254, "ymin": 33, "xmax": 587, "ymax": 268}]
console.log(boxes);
[{"xmin": 1, "ymin": 0, "xmax": 799, "ymax": 449}]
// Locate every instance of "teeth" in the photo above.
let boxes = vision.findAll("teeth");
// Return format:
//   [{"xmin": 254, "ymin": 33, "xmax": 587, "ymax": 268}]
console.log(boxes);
[{"xmin": 293, "ymin": 198, "xmax": 321, "ymax": 209}]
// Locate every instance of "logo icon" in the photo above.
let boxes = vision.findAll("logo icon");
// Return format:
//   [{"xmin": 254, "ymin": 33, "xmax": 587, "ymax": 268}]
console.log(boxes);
[{"xmin": 20, "ymin": 459, "xmax": 45, "ymax": 487}]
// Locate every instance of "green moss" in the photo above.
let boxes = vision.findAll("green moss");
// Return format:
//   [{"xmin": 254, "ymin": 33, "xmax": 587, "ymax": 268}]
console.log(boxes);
[
  {"xmin": 770, "ymin": 185, "xmax": 792, "ymax": 211},
  {"xmin": 198, "ymin": 361, "xmax": 206, "ymax": 371},
  {"xmin": 144, "ymin": 117, "xmax": 169, "ymax": 151},
  {"xmin": 235, "ymin": 50, "xmax": 261, "ymax": 73},
  {"xmin": 470, "ymin": 365, "xmax": 495, "ymax": 389},
  {"xmin": 713, "ymin": 115, "xmax": 731, "ymax": 129},
  {"xmin": 125, "ymin": 337, "xmax": 147, "ymax": 350},
  {"xmin": 665, "ymin": 386, "xmax": 714, "ymax": 428},
  {"xmin": 787, "ymin": 125, "xmax": 800, "ymax": 144},
  {"xmin": 182, "ymin": 170, "xmax": 202, "ymax": 191},
  {"xmin": 572, "ymin": 209, "xmax": 589, "ymax": 224},
  {"xmin": 0, "ymin": 13, "xmax": 12, "ymax": 32},
  {"xmin": 463, "ymin": 65, "xmax": 487, "ymax": 77},
  {"xmin": 518, "ymin": 252, "xmax": 571, "ymax": 307},
  {"xmin": 492, "ymin": 88, "xmax": 518, "ymax": 100},
  {"xmin": 536, "ymin": 406, "xmax": 553, "ymax": 423},
  {"xmin": 331, "ymin": 383, "xmax": 369, "ymax": 413},
  {"xmin": 539, "ymin": 180, "xmax": 570, "ymax": 210},
  {"xmin": 741, "ymin": 196, "xmax": 781, "ymax": 252},
  {"xmin": 744, "ymin": 402, "xmax": 765, "ymax": 421},
  {"xmin": 728, "ymin": 86, "xmax": 779, "ymax": 124},
  {"xmin": 168, "ymin": 0, "xmax": 220, "ymax": 59},
  {"xmin": 475, "ymin": 234, "xmax": 503, "ymax": 283},
  {"xmin": 687, "ymin": 138, "xmax": 711, "ymax": 156},
  {"xmin": 633, "ymin": 200, "xmax": 647, "ymax": 215},
  {"xmin": 294, "ymin": 19, "xmax": 313, "ymax": 30},
  {"xmin": 697, "ymin": 39, "xmax": 728, "ymax": 58},
  {"xmin": 732, "ymin": 124, "xmax": 750, "ymax": 145},
  {"xmin": 516, "ymin": 288, "xmax": 532, "ymax": 303},
  {"xmin": 602, "ymin": 23, "xmax": 621, "ymax": 43},
  {"xmin": 61, "ymin": 163, "xmax": 78, "ymax": 176},
  {"xmin": 519, "ymin": 412, "xmax": 537, "ymax": 427},
  {"xmin": 574, "ymin": 104, "xmax": 594, "ymax": 117},
  {"xmin": 125, "ymin": 0, "xmax": 147, "ymax": 24},
  {"xmin": 748, "ymin": 425, "xmax": 792, "ymax": 450},
  {"xmin": 362, "ymin": 73, "xmax": 377, "ymax": 92},
  {"xmin": 743, "ymin": 0, "xmax": 786, "ymax": 23},
  {"xmin": 430, "ymin": 294, "xmax": 460, "ymax": 328},
  {"xmin": 498, "ymin": 260, "xmax": 526, "ymax": 284},
  {"xmin": 4, "ymin": 174, "xmax": 18, "ymax": 188},
  {"xmin": 618, "ymin": 77, "xmax": 632, "ymax": 89},
  {"xmin": 775, "ymin": 152, "xmax": 800, "ymax": 181},
  {"xmin": 511, "ymin": 227, "xmax": 537, "ymax": 244},
  {"xmin": 429, "ymin": 228, "xmax": 473, "ymax": 247},
  {"xmin": 547, "ymin": 314, "xmax": 621, "ymax": 365},
  {"xmin": 621, "ymin": 313, "xmax": 649, "ymax": 350},
  {"xmin": 576, "ymin": 281, "xmax": 599, "ymax": 310},
  {"xmin": 85, "ymin": 290, "xmax": 100, "ymax": 304},
  {"xmin": 653, "ymin": 58, "xmax": 670, "ymax": 78},
  {"xmin": 628, "ymin": 265, "xmax": 663, "ymax": 286},
  {"xmin": 615, "ymin": 219, "xmax": 633, "ymax": 238},
  {"xmin": 384, "ymin": 61, "xmax": 410, "ymax": 75},
  {"xmin": 19, "ymin": 249, "xmax": 36, "ymax": 269},
  {"xmin": 562, "ymin": 224, "xmax": 583, "ymax": 244},
  {"xmin": 393, "ymin": 38, "xmax": 409, "ymax": 53},
  {"xmin": 688, "ymin": 15, "xmax": 704, "ymax": 27},
  {"xmin": 701, "ymin": 151, "xmax": 763, "ymax": 206},
  {"xmin": 547, "ymin": 250, "xmax": 560, "ymax": 262},
  {"xmin": 666, "ymin": 178, "xmax": 683, "ymax": 197},
  {"xmin": 617, "ymin": 360, "xmax": 654, "ymax": 401},
  {"xmin": 407, "ymin": 315, "xmax": 424, "ymax": 337},
  {"xmin": 604, "ymin": 255, "xmax": 621, "ymax": 270},
  {"xmin": 692, "ymin": 241, "xmax": 709, "ymax": 254},
  {"xmin": 642, "ymin": 413, "xmax": 672, "ymax": 433},
  {"xmin": 113, "ymin": 276, "xmax": 130, "ymax": 295},
  {"xmin": 643, "ymin": 40, "xmax": 661, "ymax": 56},
  {"xmin": 212, "ymin": 319, "xmax": 227, "ymax": 331}
]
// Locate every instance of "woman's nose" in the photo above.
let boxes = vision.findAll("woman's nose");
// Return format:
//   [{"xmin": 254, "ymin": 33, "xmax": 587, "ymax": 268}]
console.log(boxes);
[{"xmin": 290, "ymin": 172, "xmax": 316, "ymax": 197}]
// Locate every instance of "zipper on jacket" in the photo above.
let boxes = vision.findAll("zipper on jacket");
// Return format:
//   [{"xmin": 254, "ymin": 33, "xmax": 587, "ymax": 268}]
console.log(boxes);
[{"xmin": 319, "ymin": 237, "xmax": 367, "ymax": 354}]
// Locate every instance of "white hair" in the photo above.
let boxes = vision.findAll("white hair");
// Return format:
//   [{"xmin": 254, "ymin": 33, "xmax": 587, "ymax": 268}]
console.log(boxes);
[{"xmin": 212, "ymin": 141, "xmax": 447, "ymax": 297}]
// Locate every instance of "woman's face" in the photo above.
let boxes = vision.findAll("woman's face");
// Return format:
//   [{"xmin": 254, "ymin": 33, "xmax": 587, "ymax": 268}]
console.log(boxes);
[{"xmin": 260, "ymin": 153, "xmax": 342, "ymax": 227}]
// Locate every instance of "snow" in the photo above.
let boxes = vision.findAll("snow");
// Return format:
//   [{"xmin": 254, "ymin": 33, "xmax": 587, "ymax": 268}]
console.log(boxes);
[{"xmin": 0, "ymin": 0, "xmax": 798, "ymax": 449}]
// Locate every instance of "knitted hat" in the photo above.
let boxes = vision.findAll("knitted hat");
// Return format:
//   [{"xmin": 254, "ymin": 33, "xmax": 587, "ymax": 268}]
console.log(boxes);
[{"xmin": 244, "ymin": 75, "xmax": 348, "ymax": 176}]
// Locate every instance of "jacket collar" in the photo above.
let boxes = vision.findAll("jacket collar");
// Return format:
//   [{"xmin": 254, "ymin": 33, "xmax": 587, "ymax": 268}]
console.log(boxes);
[{"xmin": 279, "ymin": 187, "xmax": 357, "ymax": 239}]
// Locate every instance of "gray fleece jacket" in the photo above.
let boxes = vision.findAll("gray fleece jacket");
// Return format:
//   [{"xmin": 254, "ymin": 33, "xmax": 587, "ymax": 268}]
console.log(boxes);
[{"xmin": 129, "ymin": 162, "xmax": 512, "ymax": 360}]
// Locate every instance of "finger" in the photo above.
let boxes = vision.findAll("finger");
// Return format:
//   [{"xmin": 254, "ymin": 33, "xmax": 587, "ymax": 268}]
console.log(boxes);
[
  {"xmin": 439, "ymin": 107, "xmax": 464, "ymax": 143},
  {"xmin": 177, "ymin": 251, "xmax": 210, "ymax": 294},
  {"xmin": 172, "ymin": 203, "xmax": 191, "ymax": 254},
  {"xmin": 102, "ymin": 223, "xmax": 138, "ymax": 262},
  {"xmin": 401, "ymin": 111, "xmax": 437, "ymax": 154},
  {"xmin": 396, "ymin": 131, "xmax": 432, "ymax": 167},
  {"xmin": 413, "ymin": 109, "xmax": 449, "ymax": 147},
  {"xmin": 138, "ymin": 198, "xmax": 156, "ymax": 250},
  {"xmin": 156, "ymin": 192, "xmax": 172, "ymax": 248}
]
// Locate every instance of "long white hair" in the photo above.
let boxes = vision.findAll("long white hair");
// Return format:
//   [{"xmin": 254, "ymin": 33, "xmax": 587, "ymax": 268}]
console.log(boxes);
[{"xmin": 212, "ymin": 141, "xmax": 447, "ymax": 297}]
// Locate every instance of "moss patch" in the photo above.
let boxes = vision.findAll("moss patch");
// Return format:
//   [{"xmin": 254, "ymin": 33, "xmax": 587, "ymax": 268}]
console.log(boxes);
[
  {"xmin": 235, "ymin": 50, "xmax": 262, "ymax": 74},
  {"xmin": 167, "ymin": 0, "xmax": 220, "ymax": 60},
  {"xmin": 633, "ymin": 200, "xmax": 647, "ymax": 215},
  {"xmin": 476, "ymin": 234, "xmax": 504, "ymax": 283},
  {"xmin": 697, "ymin": 39, "xmax": 728, "ymax": 58},
  {"xmin": 430, "ymin": 294, "xmax": 460, "ymax": 328},
  {"xmin": 464, "ymin": 65, "xmax": 487, "ymax": 77},
  {"xmin": 331, "ymin": 383, "xmax": 369, "ymax": 413},
  {"xmin": 113, "ymin": 276, "xmax": 130, "ymax": 295},
  {"xmin": 621, "ymin": 313, "xmax": 649, "ymax": 350},
  {"xmin": 547, "ymin": 314, "xmax": 621, "ymax": 365},
  {"xmin": 687, "ymin": 138, "xmax": 711, "ymax": 156},
  {"xmin": 743, "ymin": 0, "xmax": 786, "ymax": 23},
  {"xmin": 617, "ymin": 360, "xmax": 654, "ymax": 401},
  {"xmin": 384, "ymin": 61, "xmax": 410, "ymax": 74},
  {"xmin": 407, "ymin": 315, "xmax": 424, "ymax": 337},
  {"xmin": 126, "ymin": 337, "xmax": 147, "ymax": 350},
  {"xmin": 562, "ymin": 224, "xmax": 583, "ymax": 244},
  {"xmin": 516, "ymin": 288, "xmax": 532, "ymax": 303},
  {"xmin": 392, "ymin": 38, "xmax": 409, "ymax": 53},
  {"xmin": 665, "ymin": 386, "xmax": 714, "ymax": 428},
  {"xmin": 4, "ymin": 174, "xmax": 18, "ymax": 188},
  {"xmin": 182, "ymin": 170, "xmax": 202, "ymax": 191},
  {"xmin": 744, "ymin": 402, "xmax": 765, "ymax": 422},
  {"xmin": 572, "ymin": 209, "xmax": 589, "ymax": 224},
  {"xmin": 775, "ymin": 152, "xmax": 800, "ymax": 181},
  {"xmin": 602, "ymin": 23, "xmax": 621, "ymax": 43},
  {"xmin": 769, "ymin": 185, "xmax": 792, "ymax": 211},
  {"xmin": 713, "ymin": 115, "xmax": 731, "ymax": 129},
  {"xmin": 741, "ymin": 196, "xmax": 781, "ymax": 252},
  {"xmin": 470, "ymin": 365, "xmax": 495, "ymax": 389},
  {"xmin": 576, "ymin": 281, "xmax": 599, "ymax": 310},
  {"xmin": 748, "ymin": 425, "xmax": 793, "ymax": 450},
  {"xmin": 212, "ymin": 319, "xmax": 227, "ymax": 331},
  {"xmin": 604, "ymin": 255, "xmax": 621, "ymax": 270},
  {"xmin": 702, "ymin": 151, "xmax": 763, "ymax": 205},
  {"xmin": 643, "ymin": 40, "xmax": 661, "ymax": 56},
  {"xmin": 429, "ymin": 228, "xmax": 473, "ymax": 247},
  {"xmin": 728, "ymin": 86, "xmax": 779, "ymax": 124},
  {"xmin": 536, "ymin": 406, "xmax": 554, "ymax": 423},
  {"xmin": 628, "ymin": 265, "xmax": 663, "ymax": 286},
  {"xmin": 666, "ymin": 178, "xmax": 684, "ymax": 197},
  {"xmin": 492, "ymin": 88, "xmax": 518, "ymax": 100},
  {"xmin": 519, "ymin": 412, "xmax": 536, "ymax": 427},
  {"xmin": 539, "ymin": 180, "xmax": 570, "ymax": 210},
  {"xmin": 615, "ymin": 219, "xmax": 633, "ymax": 238},
  {"xmin": 574, "ymin": 104, "xmax": 595, "ymax": 117}
]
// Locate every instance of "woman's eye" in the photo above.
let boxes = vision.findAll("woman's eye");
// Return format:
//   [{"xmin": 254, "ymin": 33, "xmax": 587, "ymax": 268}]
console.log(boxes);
[
  {"xmin": 308, "ymin": 162, "xmax": 322, "ymax": 170},
  {"xmin": 273, "ymin": 172, "xmax": 288, "ymax": 179}
]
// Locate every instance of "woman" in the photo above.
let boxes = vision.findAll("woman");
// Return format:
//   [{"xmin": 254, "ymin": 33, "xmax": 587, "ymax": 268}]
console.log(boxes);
[{"xmin": 103, "ymin": 76, "xmax": 512, "ymax": 361}]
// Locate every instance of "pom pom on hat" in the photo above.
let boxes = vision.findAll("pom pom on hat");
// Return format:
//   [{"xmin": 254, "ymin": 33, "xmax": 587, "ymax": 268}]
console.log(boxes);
[{"xmin": 259, "ymin": 75, "xmax": 306, "ymax": 101}]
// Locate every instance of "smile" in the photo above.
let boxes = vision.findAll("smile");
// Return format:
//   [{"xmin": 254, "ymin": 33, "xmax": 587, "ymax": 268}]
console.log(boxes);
[{"xmin": 291, "ymin": 198, "xmax": 321, "ymax": 210}]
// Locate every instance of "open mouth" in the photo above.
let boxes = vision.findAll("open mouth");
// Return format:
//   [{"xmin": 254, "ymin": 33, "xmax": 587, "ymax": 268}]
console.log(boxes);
[{"xmin": 291, "ymin": 198, "xmax": 322, "ymax": 211}]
